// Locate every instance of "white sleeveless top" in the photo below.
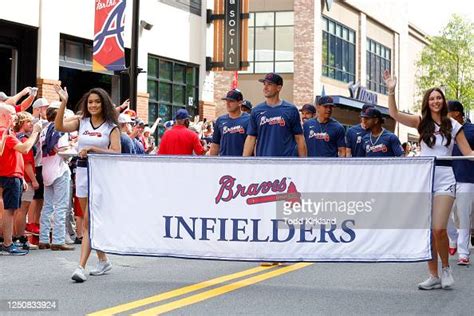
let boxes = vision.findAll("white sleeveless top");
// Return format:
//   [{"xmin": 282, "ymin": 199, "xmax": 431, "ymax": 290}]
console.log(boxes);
[
  {"xmin": 78, "ymin": 118, "xmax": 116, "ymax": 152},
  {"xmin": 420, "ymin": 118, "xmax": 462, "ymax": 157}
]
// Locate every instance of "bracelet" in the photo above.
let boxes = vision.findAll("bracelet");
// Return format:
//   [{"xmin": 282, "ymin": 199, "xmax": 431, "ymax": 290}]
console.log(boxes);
[{"xmin": 388, "ymin": 91, "xmax": 395, "ymax": 96}]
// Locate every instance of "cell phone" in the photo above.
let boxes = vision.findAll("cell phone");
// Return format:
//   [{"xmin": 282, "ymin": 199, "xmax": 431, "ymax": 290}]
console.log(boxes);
[{"xmin": 29, "ymin": 87, "xmax": 38, "ymax": 95}]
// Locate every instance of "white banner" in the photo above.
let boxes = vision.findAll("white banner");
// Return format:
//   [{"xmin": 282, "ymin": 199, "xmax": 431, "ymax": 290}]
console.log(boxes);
[{"xmin": 89, "ymin": 155, "xmax": 434, "ymax": 262}]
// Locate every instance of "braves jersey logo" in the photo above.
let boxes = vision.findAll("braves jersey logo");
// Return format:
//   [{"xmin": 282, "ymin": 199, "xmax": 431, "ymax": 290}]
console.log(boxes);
[
  {"xmin": 309, "ymin": 130, "xmax": 330, "ymax": 142},
  {"xmin": 223, "ymin": 125, "xmax": 246, "ymax": 135},
  {"xmin": 260, "ymin": 116, "xmax": 286, "ymax": 127},
  {"xmin": 366, "ymin": 143, "xmax": 388, "ymax": 153},
  {"xmin": 83, "ymin": 130, "xmax": 103, "ymax": 137},
  {"xmin": 445, "ymin": 184, "xmax": 456, "ymax": 193}
]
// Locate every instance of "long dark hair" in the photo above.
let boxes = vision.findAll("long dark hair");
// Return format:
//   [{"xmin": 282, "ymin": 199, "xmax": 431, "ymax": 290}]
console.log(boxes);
[
  {"xmin": 77, "ymin": 88, "xmax": 118, "ymax": 126},
  {"xmin": 418, "ymin": 87, "xmax": 452, "ymax": 148}
]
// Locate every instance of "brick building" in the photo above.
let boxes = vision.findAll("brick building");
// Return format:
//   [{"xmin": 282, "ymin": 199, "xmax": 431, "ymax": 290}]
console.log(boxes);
[{"xmin": 212, "ymin": 0, "xmax": 430, "ymax": 142}]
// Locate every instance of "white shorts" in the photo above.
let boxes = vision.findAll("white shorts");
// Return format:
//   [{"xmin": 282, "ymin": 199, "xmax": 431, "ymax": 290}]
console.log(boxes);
[
  {"xmin": 433, "ymin": 166, "xmax": 456, "ymax": 197},
  {"xmin": 75, "ymin": 167, "xmax": 88, "ymax": 198},
  {"xmin": 22, "ymin": 183, "xmax": 34, "ymax": 202}
]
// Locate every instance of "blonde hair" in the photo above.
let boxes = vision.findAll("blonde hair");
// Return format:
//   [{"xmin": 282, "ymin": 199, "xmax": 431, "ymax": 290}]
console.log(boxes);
[{"xmin": 14, "ymin": 111, "xmax": 34, "ymax": 132}]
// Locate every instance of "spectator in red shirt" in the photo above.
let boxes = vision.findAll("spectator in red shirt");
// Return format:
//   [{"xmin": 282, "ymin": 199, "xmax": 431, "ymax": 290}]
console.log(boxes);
[
  {"xmin": 158, "ymin": 109, "xmax": 206, "ymax": 155},
  {"xmin": 0, "ymin": 103, "xmax": 41, "ymax": 255},
  {"xmin": 12, "ymin": 112, "xmax": 38, "ymax": 250}
]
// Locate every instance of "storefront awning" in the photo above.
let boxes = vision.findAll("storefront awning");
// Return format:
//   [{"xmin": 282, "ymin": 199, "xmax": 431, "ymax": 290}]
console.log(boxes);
[{"xmin": 325, "ymin": 95, "xmax": 390, "ymax": 116}]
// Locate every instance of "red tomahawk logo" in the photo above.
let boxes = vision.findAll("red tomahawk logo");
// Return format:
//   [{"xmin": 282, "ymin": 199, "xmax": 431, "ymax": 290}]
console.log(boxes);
[{"xmin": 246, "ymin": 182, "xmax": 301, "ymax": 205}]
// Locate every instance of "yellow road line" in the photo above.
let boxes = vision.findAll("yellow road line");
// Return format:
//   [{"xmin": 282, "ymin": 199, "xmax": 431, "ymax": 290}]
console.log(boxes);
[
  {"xmin": 88, "ymin": 265, "xmax": 278, "ymax": 316},
  {"xmin": 133, "ymin": 263, "xmax": 313, "ymax": 316}
]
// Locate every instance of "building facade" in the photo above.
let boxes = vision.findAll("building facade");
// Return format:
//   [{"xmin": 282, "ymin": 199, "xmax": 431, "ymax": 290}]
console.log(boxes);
[
  {"xmin": 1, "ymin": 0, "xmax": 428, "ymax": 142},
  {"xmin": 214, "ymin": 0, "xmax": 429, "ymax": 142},
  {"xmin": 0, "ymin": 0, "xmax": 209, "ymax": 138}
]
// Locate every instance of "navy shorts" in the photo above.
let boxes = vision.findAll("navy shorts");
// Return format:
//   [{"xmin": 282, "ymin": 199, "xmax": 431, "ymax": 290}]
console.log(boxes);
[{"xmin": 0, "ymin": 177, "xmax": 23, "ymax": 210}]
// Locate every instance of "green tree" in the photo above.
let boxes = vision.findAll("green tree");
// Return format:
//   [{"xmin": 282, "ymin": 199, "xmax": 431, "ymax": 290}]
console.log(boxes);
[{"xmin": 416, "ymin": 14, "xmax": 474, "ymax": 112}]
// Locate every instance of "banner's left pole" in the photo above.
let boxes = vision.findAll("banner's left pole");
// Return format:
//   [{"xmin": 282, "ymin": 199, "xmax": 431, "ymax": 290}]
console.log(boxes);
[{"xmin": 129, "ymin": 0, "xmax": 140, "ymax": 111}]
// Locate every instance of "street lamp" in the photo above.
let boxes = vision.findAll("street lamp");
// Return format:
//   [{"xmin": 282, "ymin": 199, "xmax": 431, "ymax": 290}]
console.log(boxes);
[{"xmin": 129, "ymin": 0, "xmax": 140, "ymax": 111}]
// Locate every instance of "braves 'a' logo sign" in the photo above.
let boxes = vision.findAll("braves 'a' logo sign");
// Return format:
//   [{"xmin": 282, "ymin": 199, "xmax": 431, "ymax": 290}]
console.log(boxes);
[{"xmin": 93, "ymin": 0, "xmax": 126, "ymax": 71}]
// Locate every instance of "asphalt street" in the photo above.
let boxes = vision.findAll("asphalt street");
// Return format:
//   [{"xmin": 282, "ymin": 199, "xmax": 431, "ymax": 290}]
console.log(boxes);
[{"xmin": 0, "ymin": 247, "xmax": 473, "ymax": 315}]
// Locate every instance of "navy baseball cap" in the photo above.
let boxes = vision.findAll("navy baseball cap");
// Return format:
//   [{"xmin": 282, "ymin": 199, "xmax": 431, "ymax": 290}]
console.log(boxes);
[
  {"xmin": 222, "ymin": 89, "xmax": 243, "ymax": 101},
  {"xmin": 242, "ymin": 100, "xmax": 253, "ymax": 110},
  {"xmin": 175, "ymin": 109, "xmax": 190, "ymax": 120},
  {"xmin": 361, "ymin": 103, "xmax": 373, "ymax": 112},
  {"xmin": 317, "ymin": 96, "xmax": 335, "ymax": 106},
  {"xmin": 258, "ymin": 73, "xmax": 283, "ymax": 86},
  {"xmin": 300, "ymin": 104, "xmax": 316, "ymax": 114},
  {"xmin": 360, "ymin": 106, "xmax": 382, "ymax": 119},
  {"xmin": 447, "ymin": 100, "xmax": 464, "ymax": 114}
]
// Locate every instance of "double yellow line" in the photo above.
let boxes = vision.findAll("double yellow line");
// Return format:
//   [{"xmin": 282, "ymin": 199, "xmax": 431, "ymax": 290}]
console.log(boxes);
[{"xmin": 89, "ymin": 262, "xmax": 312, "ymax": 315}]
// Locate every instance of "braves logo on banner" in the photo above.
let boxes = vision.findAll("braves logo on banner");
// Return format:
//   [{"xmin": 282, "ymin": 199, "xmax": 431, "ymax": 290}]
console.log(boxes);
[
  {"xmin": 93, "ymin": 0, "xmax": 126, "ymax": 72},
  {"xmin": 215, "ymin": 176, "xmax": 301, "ymax": 205}
]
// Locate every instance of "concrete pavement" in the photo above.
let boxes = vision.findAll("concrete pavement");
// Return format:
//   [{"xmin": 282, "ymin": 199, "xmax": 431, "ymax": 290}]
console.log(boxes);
[{"xmin": 0, "ymin": 247, "xmax": 472, "ymax": 315}]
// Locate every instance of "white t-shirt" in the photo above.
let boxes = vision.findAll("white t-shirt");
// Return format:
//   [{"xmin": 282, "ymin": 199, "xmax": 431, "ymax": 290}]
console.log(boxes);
[
  {"xmin": 420, "ymin": 118, "xmax": 463, "ymax": 157},
  {"xmin": 78, "ymin": 118, "xmax": 116, "ymax": 152},
  {"xmin": 39, "ymin": 122, "xmax": 70, "ymax": 186}
]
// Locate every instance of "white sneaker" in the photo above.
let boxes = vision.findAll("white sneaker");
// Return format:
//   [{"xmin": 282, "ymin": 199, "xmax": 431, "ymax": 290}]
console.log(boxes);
[
  {"xmin": 71, "ymin": 266, "xmax": 87, "ymax": 282},
  {"xmin": 418, "ymin": 276, "xmax": 441, "ymax": 290},
  {"xmin": 65, "ymin": 234, "xmax": 75, "ymax": 245},
  {"xmin": 441, "ymin": 266, "xmax": 454, "ymax": 289},
  {"xmin": 90, "ymin": 260, "xmax": 112, "ymax": 276}
]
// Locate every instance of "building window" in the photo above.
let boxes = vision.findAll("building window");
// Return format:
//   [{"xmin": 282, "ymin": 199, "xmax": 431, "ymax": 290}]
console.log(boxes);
[
  {"xmin": 148, "ymin": 55, "xmax": 199, "ymax": 138},
  {"xmin": 158, "ymin": 0, "xmax": 201, "ymax": 16},
  {"xmin": 59, "ymin": 37, "xmax": 93, "ymax": 71},
  {"xmin": 321, "ymin": 16, "xmax": 356, "ymax": 83},
  {"xmin": 366, "ymin": 38, "xmax": 391, "ymax": 94},
  {"xmin": 242, "ymin": 11, "xmax": 294, "ymax": 74}
]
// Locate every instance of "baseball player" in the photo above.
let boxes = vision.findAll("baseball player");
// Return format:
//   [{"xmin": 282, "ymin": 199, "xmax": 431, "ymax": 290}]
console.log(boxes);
[
  {"xmin": 243, "ymin": 73, "xmax": 307, "ymax": 157},
  {"xmin": 303, "ymin": 96, "xmax": 346, "ymax": 157},
  {"xmin": 210, "ymin": 89, "xmax": 250, "ymax": 156},
  {"xmin": 360, "ymin": 106, "xmax": 403, "ymax": 157}
]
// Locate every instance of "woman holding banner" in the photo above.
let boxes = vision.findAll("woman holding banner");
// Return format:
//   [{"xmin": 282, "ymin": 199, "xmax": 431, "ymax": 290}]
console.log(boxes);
[
  {"xmin": 383, "ymin": 70, "xmax": 474, "ymax": 290},
  {"xmin": 54, "ymin": 85, "xmax": 121, "ymax": 283}
]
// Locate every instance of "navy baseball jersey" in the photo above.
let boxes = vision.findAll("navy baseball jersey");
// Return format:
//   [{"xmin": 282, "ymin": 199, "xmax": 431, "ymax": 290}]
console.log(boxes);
[
  {"xmin": 247, "ymin": 100, "xmax": 303, "ymax": 157},
  {"xmin": 212, "ymin": 113, "xmax": 250, "ymax": 156},
  {"xmin": 345, "ymin": 123, "xmax": 369, "ymax": 157},
  {"xmin": 453, "ymin": 122, "xmax": 474, "ymax": 183},
  {"xmin": 362, "ymin": 129, "xmax": 403, "ymax": 157},
  {"xmin": 303, "ymin": 118, "xmax": 346, "ymax": 157}
]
